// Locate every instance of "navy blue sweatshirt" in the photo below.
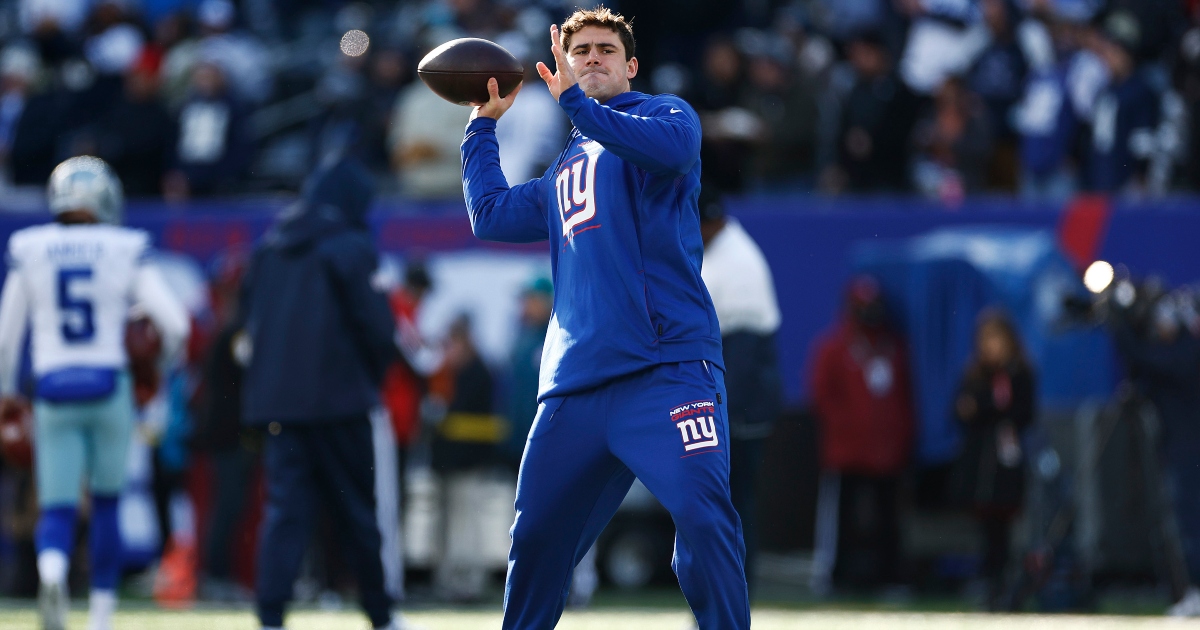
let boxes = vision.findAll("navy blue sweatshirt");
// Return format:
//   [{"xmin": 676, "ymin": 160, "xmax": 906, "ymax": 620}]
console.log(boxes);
[
  {"xmin": 462, "ymin": 84, "xmax": 722, "ymax": 401},
  {"xmin": 241, "ymin": 158, "xmax": 398, "ymax": 424}
]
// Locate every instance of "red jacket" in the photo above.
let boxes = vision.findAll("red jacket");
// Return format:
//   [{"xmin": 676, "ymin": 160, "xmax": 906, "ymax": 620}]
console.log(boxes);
[
  {"xmin": 381, "ymin": 291, "xmax": 423, "ymax": 446},
  {"xmin": 810, "ymin": 321, "xmax": 915, "ymax": 475}
]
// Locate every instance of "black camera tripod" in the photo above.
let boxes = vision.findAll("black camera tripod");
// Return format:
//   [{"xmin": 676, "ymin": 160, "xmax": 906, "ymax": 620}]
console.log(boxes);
[{"xmin": 1005, "ymin": 383, "xmax": 1190, "ymax": 610}]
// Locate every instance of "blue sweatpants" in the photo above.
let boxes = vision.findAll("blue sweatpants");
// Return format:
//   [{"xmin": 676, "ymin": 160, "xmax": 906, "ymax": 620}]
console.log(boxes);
[
  {"xmin": 504, "ymin": 360, "xmax": 750, "ymax": 629},
  {"xmin": 255, "ymin": 416, "xmax": 392, "ymax": 629}
]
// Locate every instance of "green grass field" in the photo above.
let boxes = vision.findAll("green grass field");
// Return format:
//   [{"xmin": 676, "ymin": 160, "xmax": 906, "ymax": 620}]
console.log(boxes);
[{"xmin": 0, "ymin": 606, "xmax": 1193, "ymax": 630}]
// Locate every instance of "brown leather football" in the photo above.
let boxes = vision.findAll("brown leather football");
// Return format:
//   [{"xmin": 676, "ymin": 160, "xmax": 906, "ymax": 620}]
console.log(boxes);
[{"xmin": 418, "ymin": 38, "xmax": 524, "ymax": 106}]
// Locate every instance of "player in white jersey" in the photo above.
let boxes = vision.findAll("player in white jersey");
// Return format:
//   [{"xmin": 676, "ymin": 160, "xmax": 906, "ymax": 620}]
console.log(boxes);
[{"xmin": 0, "ymin": 156, "xmax": 190, "ymax": 630}]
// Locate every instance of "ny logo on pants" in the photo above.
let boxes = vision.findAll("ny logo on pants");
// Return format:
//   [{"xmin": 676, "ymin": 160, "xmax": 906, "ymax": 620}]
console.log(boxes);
[{"xmin": 670, "ymin": 400, "xmax": 719, "ymax": 452}]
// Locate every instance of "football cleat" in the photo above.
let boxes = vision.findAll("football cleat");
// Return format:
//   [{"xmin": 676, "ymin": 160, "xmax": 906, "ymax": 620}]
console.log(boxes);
[{"xmin": 39, "ymin": 580, "xmax": 68, "ymax": 630}]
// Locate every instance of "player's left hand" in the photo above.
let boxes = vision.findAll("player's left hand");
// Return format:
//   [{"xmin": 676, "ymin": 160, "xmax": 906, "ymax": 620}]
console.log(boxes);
[
  {"xmin": 536, "ymin": 24, "xmax": 577, "ymax": 101},
  {"xmin": 470, "ymin": 77, "xmax": 522, "ymax": 122}
]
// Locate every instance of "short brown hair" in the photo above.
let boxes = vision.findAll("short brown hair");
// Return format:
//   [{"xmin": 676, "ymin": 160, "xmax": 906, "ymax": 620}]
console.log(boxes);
[{"xmin": 561, "ymin": 6, "xmax": 635, "ymax": 61}]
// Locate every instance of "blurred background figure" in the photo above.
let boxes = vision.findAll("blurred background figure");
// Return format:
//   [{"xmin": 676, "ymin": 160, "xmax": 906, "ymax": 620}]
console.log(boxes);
[
  {"xmin": 145, "ymin": 325, "xmax": 199, "ymax": 607},
  {"xmin": 192, "ymin": 246, "xmax": 257, "ymax": 603},
  {"xmin": 821, "ymin": 31, "xmax": 919, "ymax": 194},
  {"xmin": 18, "ymin": 0, "xmax": 90, "ymax": 39},
  {"xmin": 1109, "ymin": 288, "xmax": 1200, "ymax": 615},
  {"xmin": 1183, "ymin": 5, "xmax": 1200, "ymax": 191},
  {"xmin": 238, "ymin": 156, "xmax": 402, "ymax": 630},
  {"xmin": 1012, "ymin": 14, "xmax": 1080, "ymax": 201},
  {"xmin": 190, "ymin": 0, "xmax": 271, "ymax": 107},
  {"xmin": 951, "ymin": 310, "xmax": 1036, "ymax": 611},
  {"xmin": 388, "ymin": 50, "xmax": 468, "ymax": 199},
  {"xmin": 912, "ymin": 76, "xmax": 994, "ymax": 204},
  {"xmin": 75, "ymin": 1, "xmax": 146, "ymax": 140},
  {"xmin": 307, "ymin": 59, "xmax": 372, "ymax": 174},
  {"xmin": 92, "ymin": 50, "xmax": 176, "ymax": 197},
  {"xmin": 382, "ymin": 259, "xmax": 437, "ymax": 516},
  {"xmin": 899, "ymin": 0, "xmax": 992, "ymax": 97},
  {"xmin": 427, "ymin": 314, "xmax": 508, "ymax": 602},
  {"xmin": 966, "ymin": 0, "xmax": 1029, "ymax": 191},
  {"xmin": 694, "ymin": 35, "xmax": 754, "ymax": 193},
  {"xmin": 163, "ymin": 60, "xmax": 250, "ymax": 200},
  {"xmin": 810, "ymin": 276, "xmax": 914, "ymax": 596},
  {"xmin": 738, "ymin": 37, "xmax": 819, "ymax": 192},
  {"xmin": 378, "ymin": 257, "xmax": 443, "ymax": 604},
  {"xmin": 501, "ymin": 277, "xmax": 551, "ymax": 475},
  {"xmin": 699, "ymin": 191, "xmax": 782, "ymax": 598},
  {"xmin": 0, "ymin": 45, "xmax": 39, "ymax": 185},
  {"xmin": 357, "ymin": 47, "xmax": 411, "ymax": 177},
  {"xmin": 1084, "ymin": 11, "xmax": 1160, "ymax": 194}
]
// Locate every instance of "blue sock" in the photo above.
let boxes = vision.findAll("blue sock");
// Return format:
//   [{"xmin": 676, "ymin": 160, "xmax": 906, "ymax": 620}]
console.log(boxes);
[
  {"xmin": 90, "ymin": 495, "xmax": 122, "ymax": 591},
  {"xmin": 36, "ymin": 506, "xmax": 77, "ymax": 557}
]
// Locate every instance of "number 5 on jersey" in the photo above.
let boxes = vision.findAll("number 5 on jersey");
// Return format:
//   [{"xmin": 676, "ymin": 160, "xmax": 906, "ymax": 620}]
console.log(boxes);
[{"xmin": 58, "ymin": 267, "xmax": 95, "ymax": 342}]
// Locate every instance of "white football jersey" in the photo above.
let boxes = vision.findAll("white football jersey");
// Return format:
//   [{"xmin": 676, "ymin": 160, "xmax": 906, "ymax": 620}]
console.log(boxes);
[
  {"xmin": 701, "ymin": 218, "xmax": 781, "ymax": 336},
  {"xmin": 0, "ymin": 223, "xmax": 190, "ymax": 394}
]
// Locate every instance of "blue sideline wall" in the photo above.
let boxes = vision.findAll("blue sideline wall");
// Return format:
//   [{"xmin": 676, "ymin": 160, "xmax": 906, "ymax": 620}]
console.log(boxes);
[{"xmin": 0, "ymin": 195, "xmax": 1197, "ymax": 407}]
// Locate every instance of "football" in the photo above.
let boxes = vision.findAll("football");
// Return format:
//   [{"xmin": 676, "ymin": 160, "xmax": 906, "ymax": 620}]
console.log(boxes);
[{"xmin": 418, "ymin": 38, "xmax": 524, "ymax": 106}]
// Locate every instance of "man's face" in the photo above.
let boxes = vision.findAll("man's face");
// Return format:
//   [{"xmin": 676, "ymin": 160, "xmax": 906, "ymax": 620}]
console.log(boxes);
[{"xmin": 565, "ymin": 25, "xmax": 637, "ymax": 102}]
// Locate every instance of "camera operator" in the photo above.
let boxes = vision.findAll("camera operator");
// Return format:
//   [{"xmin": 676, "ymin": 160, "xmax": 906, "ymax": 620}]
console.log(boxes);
[{"xmin": 1110, "ymin": 288, "xmax": 1200, "ymax": 616}]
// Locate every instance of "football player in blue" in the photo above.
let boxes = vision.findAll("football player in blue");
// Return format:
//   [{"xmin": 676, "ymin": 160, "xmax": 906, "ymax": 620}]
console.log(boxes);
[{"xmin": 460, "ymin": 7, "xmax": 750, "ymax": 629}]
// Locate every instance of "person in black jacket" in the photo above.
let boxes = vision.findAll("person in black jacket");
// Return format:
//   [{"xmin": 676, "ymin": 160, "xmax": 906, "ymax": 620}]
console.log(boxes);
[
  {"xmin": 93, "ymin": 58, "xmax": 177, "ymax": 197},
  {"xmin": 1112, "ymin": 293, "xmax": 1200, "ymax": 616},
  {"xmin": 952, "ymin": 310, "xmax": 1036, "ymax": 610},
  {"xmin": 163, "ymin": 61, "xmax": 252, "ymax": 199},
  {"xmin": 194, "ymin": 247, "xmax": 256, "ymax": 601},
  {"xmin": 239, "ymin": 156, "xmax": 403, "ymax": 630},
  {"xmin": 822, "ymin": 31, "xmax": 921, "ymax": 194}
]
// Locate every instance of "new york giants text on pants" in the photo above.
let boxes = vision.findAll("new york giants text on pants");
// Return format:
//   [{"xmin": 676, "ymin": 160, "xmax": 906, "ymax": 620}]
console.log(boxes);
[{"xmin": 677, "ymin": 415, "xmax": 719, "ymax": 451}]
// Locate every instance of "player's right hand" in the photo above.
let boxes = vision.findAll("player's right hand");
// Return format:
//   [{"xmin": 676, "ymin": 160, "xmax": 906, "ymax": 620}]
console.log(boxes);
[{"xmin": 470, "ymin": 77, "xmax": 522, "ymax": 122}]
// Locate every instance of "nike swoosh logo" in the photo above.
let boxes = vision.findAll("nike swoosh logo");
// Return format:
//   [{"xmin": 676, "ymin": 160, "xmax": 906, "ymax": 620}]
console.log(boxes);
[{"xmin": 670, "ymin": 108, "xmax": 682, "ymax": 114}]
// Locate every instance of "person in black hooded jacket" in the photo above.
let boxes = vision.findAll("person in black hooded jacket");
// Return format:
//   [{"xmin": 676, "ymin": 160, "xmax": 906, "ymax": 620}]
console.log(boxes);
[{"xmin": 238, "ymin": 155, "xmax": 404, "ymax": 630}]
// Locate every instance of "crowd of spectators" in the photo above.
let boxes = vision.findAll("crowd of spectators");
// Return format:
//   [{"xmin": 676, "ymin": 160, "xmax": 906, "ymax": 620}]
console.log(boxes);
[
  {"xmin": 679, "ymin": 0, "xmax": 1199, "ymax": 200},
  {"xmin": 0, "ymin": 0, "xmax": 1197, "ymax": 202}
]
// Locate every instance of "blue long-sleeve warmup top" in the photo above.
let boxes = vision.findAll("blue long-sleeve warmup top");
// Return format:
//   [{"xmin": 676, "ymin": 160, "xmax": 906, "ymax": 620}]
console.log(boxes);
[{"xmin": 462, "ymin": 84, "xmax": 722, "ymax": 401}]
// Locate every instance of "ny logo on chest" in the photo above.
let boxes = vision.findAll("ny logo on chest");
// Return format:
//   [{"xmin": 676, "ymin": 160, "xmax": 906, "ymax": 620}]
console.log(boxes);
[{"xmin": 555, "ymin": 140, "xmax": 605, "ymax": 241}]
